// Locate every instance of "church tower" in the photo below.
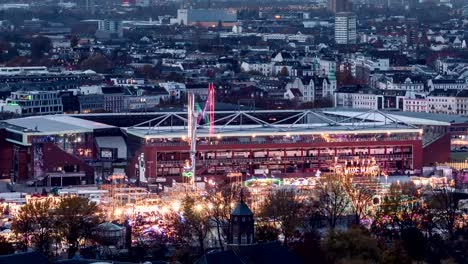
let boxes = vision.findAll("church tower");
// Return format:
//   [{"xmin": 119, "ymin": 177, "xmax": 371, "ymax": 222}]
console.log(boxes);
[{"xmin": 228, "ymin": 191, "xmax": 254, "ymax": 245}]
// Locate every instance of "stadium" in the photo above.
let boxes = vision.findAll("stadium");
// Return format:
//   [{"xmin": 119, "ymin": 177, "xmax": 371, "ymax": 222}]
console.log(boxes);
[{"xmin": 0, "ymin": 109, "xmax": 463, "ymax": 186}]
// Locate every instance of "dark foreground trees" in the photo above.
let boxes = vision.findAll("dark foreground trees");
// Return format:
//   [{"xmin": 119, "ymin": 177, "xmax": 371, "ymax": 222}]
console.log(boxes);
[
  {"xmin": 172, "ymin": 196, "xmax": 210, "ymax": 255},
  {"xmin": 316, "ymin": 176, "xmax": 350, "ymax": 229},
  {"xmin": 12, "ymin": 198, "xmax": 56, "ymax": 256},
  {"xmin": 260, "ymin": 189, "xmax": 304, "ymax": 245},
  {"xmin": 12, "ymin": 196, "xmax": 103, "ymax": 258},
  {"xmin": 323, "ymin": 227, "xmax": 381, "ymax": 264},
  {"xmin": 55, "ymin": 196, "xmax": 103, "ymax": 258}
]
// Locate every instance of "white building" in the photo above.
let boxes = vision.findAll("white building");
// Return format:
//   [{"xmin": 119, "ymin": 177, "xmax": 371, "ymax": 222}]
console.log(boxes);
[
  {"xmin": 124, "ymin": 96, "xmax": 162, "ymax": 110},
  {"xmin": 159, "ymin": 82, "xmax": 186, "ymax": 99},
  {"xmin": 110, "ymin": 78, "xmax": 146, "ymax": 87},
  {"xmin": 456, "ymin": 90, "xmax": 468, "ymax": 116},
  {"xmin": 97, "ymin": 20, "xmax": 123, "ymax": 38},
  {"xmin": 0, "ymin": 100, "xmax": 21, "ymax": 114},
  {"xmin": 285, "ymin": 76, "xmax": 336, "ymax": 103},
  {"xmin": 0, "ymin": 66, "xmax": 48, "ymax": 76},
  {"xmin": 6, "ymin": 91, "xmax": 63, "ymax": 116},
  {"xmin": 174, "ymin": 9, "xmax": 237, "ymax": 26},
  {"xmin": 403, "ymin": 95, "xmax": 428, "ymax": 113},
  {"xmin": 317, "ymin": 57, "xmax": 337, "ymax": 77},
  {"xmin": 240, "ymin": 61, "xmax": 274, "ymax": 76},
  {"xmin": 427, "ymin": 89, "xmax": 458, "ymax": 115},
  {"xmin": 335, "ymin": 86, "xmax": 383, "ymax": 110},
  {"xmin": 352, "ymin": 93, "xmax": 382, "ymax": 110},
  {"xmin": 335, "ymin": 12, "xmax": 357, "ymax": 45},
  {"xmin": 373, "ymin": 75, "xmax": 425, "ymax": 92},
  {"xmin": 427, "ymin": 79, "xmax": 467, "ymax": 91}
]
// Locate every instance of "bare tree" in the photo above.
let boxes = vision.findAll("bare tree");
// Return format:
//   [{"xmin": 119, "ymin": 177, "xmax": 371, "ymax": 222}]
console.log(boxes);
[
  {"xmin": 428, "ymin": 187, "xmax": 460, "ymax": 240},
  {"xmin": 316, "ymin": 176, "xmax": 350, "ymax": 229},
  {"xmin": 174, "ymin": 195, "xmax": 210, "ymax": 255},
  {"xmin": 205, "ymin": 183, "xmax": 241, "ymax": 249},
  {"xmin": 260, "ymin": 189, "xmax": 303, "ymax": 245},
  {"xmin": 345, "ymin": 181, "xmax": 374, "ymax": 225}
]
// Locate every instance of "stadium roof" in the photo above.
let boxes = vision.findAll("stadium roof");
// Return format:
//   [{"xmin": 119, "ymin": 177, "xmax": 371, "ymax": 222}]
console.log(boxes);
[
  {"xmin": 322, "ymin": 110, "xmax": 452, "ymax": 126},
  {"xmin": 323, "ymin": 108, "xmax": 468, "ymax": 125},
  {"xmin": 1, "ymin": 115, "xmax": 114, "ymax": 136},
  {"xmin": 2, "ymin": 109, "xmax": 458, "ymax": 142},
  {"xmin": 125, "ymin": 109, "xmax": 423, "ymax": 139}
]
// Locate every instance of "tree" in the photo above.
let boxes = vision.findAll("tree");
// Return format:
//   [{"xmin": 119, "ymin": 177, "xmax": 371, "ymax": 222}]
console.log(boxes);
[
  {"xmin": 6, "ymin": 56, "xmax": 30, "ymax": 67},
  {"xmin": 174, "ymin": 196, "xmax": 210, "ymax": 255},
  {"xmin": 316, "ymin": 176, "xmax": 350, "ymax": 229},
  {"xmin": 372, "ymin": 183, "xmax": 426, "ymax": 241},
  {"xmin": 12, "ymin": 198, "xmax": 56, "ymax": 256},
  {"xmin": 260, "ymin": 189, "xmax": 303, "ymax": 245},
  {"xmin": 137, "ymin": 65, "xmax": 160, "ymax": 80},
  {"xmin": 322, "ymin": 227, "xmax": 381, "ymax": 264},
  {"xmin": 377, "ymin": 182, "xmax": 406, "ymax": 226},
  {"xmin": 279, "ymin": 66, "xmax": 289, "ymax": 76},
  {"xmin": 255, "ymin": 224, "xmax": 280, "ymax": 243},
  {"xmin": 205, "ymin": 182, "xmax": 241, "ymax": 249},
  {"xmin": 344, "ymin": 181, "xmax": 373, "ymax": 225},
  {"xmin": 110, "ymin": 48, "xmax": 131, "ymax": 66},
  {"xmin": 70, "ymin": 35, "xmax": 79, "ymax": 48},
  {"xmin": 55, "ymin": 196, "xmax": 102, "ymax": 258},
  {"xmin": 381, "ymin": 241, "xmax": 412, "ymax": 264},
  {"xmin": 0, "ymin": 236, "xmax": 15, "ymax": 255},
  {"xmin": 80, "ymin": 53, "xmax": 112, "ymax": 73},
  {"xmin": 166, "ymin": 72, "xmax": 184, "ymax": 82},
  {"xmin": 400, "ymin": 227, "xmax": 427, "ymax": 262},
  {"xmin": 289, "ymin": 230, "xmax": 326, "ymax": 264},
  {"xmin": 427, "ymin": 188, "xmax": 460, "ymax": 239},
  {"xmin": 31, "ymin": 36, "xmax": 52, "ymax": 60},
  {"xmin": 0, "ymin": 40, "xmax": 18, "ymax": 63}
]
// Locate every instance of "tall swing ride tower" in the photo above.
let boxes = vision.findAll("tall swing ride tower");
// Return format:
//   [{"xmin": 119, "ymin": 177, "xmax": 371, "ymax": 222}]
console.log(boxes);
[{"xmin": 185, "ymin": 83, "xmax": 215, "ymax": 188}]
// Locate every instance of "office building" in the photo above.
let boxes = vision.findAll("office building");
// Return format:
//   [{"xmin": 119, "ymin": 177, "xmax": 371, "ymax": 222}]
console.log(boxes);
[
  {"xmin": 335, "ymin": 12, "xmax": 357, "ymax": 45},
  {"xmin": 6, "ymin": 91, "xmax": 63, "ymax": 116},
  {"xmin": 96, "ymin": 20, "xmax": 123, "ymax": 39},
  {"xmin": 328, "ymin": 0, "xmax": 352, "ymax": 13},
  {"xmin": 174, "ymin": 9, "xmax": 237, "ymax": 27}
]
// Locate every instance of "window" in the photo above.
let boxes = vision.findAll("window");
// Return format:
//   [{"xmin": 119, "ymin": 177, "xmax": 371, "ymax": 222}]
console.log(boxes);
[{"xmin": 241, "ymin": 234, "xmax": 247, "ymax": 244}]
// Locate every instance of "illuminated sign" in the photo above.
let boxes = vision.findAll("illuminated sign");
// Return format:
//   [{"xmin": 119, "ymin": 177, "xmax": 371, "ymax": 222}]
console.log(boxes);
[
  {"xmin": 182, "ymin": 171, "xmax": 193, "ymax": 178},
  {"xmin": 100, "ymin": 149, "xmax": 113, "ymax": 159},
  {"xmin": 244, "ymin": 178, "xmax": 282, "ymax": 187}
]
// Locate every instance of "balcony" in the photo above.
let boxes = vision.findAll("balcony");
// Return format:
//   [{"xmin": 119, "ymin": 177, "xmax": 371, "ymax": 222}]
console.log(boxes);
[
  {"xmin": 146, "ymin": 135, "xmax": 421, "ymax": 149},
  {"xmin": 155, "ymin": 154, "xmax": 413, "ymax": 167}
]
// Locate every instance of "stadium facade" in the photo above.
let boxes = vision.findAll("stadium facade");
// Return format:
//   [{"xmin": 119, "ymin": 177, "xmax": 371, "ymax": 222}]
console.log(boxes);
[{"xmin": 0, "ymin": 110, "xmax": 462, "ymax": 186}]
